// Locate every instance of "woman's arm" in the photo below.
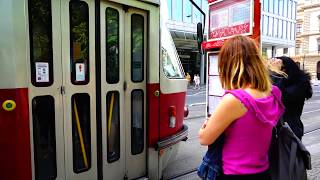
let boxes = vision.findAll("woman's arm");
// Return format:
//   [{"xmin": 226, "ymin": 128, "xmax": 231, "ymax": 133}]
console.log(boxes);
[{"xmin": 198, "ymin": 93, "xmax": 247, "ymax": 145}]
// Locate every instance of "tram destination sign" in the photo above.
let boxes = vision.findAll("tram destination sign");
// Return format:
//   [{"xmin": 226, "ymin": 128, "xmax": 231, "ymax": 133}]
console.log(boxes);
[{"xmin": 208, "ymin": 0, "xmax": 253, "ymax": 41}]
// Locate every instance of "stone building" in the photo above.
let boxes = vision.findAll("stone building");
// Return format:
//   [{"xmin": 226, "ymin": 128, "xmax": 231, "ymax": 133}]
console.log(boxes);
[{"xmin": 293, "ymin": 0, "xmax": 320, "ymax": 81}]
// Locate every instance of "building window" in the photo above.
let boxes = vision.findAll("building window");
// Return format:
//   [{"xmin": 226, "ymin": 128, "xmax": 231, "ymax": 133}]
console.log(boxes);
[
  {"xmin": 288, "ymin": 0, "xmax": 292, "ymax": 19},
  {"xmin": 318, "ymin": 15, "xmax": 320, "ymax": 32},
  {"xmin": 263, "ymin": 15, "xmax": 268, "ymax": 35},
  {"xmin": 168, "ymin": 0, "xmax": 172, "ymax": 20},
  {"xmin": 172, "ymin": 0, "xmax": 182, "ymax": 21},
  {"xmin": 270, "ymin": 0, "xmax": 274, "ymax": 13},
  {"xmin": 278, "ymin": 19, "xmax": 283, "ymax": 38},
  {"xmin": 274, "ymin": 18, "xmax": 278, "ymax": 37},
  {"xmin": 317, "ymin": 61, "xmax": 320, "ymax": 80},
  {"xmin": 283, "ymin": 48, "xmax": 288, "ymax": 54},
  {"xmin": 317, "ymin": 38, "xmax": 320, "ymax": 53},
  {"xmin": 193, "ymin": 0, "xmax": 202, "ymax": 23},
  {"xmin": 184, "ymin": 0, "xmax": 192, "ymax": 23},
  {"xmin": 279, "ymin": 0, "xmax": 284, "ymax": 16},
  {"xmin": 274, "ymin": 0, "xmax": 279, "ymax": 14},
  {"xmin": 297, "ymin": 23, "xmax": 302, "ymax": 33},
  {"xmin": 269, "ymin": 17, "xmax": 273, "ymax": 37},
  {"xmin": 284, "ymin": 0, "xmax": 288, "ymax": 17},
  {"xmin": 263, "ymin": 0, "xmax": 269, "ymax": 12}
]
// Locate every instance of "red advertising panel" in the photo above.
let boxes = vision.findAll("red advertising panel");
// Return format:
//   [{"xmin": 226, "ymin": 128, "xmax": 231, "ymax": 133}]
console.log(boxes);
[{"xmin": 203, "ymin": 0, "xmax": 260, "ymax": 49}]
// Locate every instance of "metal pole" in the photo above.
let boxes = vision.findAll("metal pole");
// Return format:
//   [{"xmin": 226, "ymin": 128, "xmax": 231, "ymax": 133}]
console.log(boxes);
[{"xmin": 200, "ymin": 51, "xmax": 205, "ymax": 84}]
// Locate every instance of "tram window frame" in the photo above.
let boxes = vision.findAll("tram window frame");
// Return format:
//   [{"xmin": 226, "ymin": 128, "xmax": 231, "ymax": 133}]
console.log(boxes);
[
  {"xmin": 71, "ymin": 93, "xmax": 92, "ymax": 173},
  {"xmin": 28, "ymin": 0, "xmax": 54, "ymax": 87},
  {"xmin": 106, "ymin": 7, "xmax": 120, "ymax": 84},
  {"xmin": 131, "ymin": 89, "xmax": 144, "ymax": 155},
  {"xmin": 161, "ymin": 47, "xmax": 185, "ymax": 79},
  {"xmin": 69, "ymin": 1, "xmax": 90, "ymax": 85},
  {"xmin": 131, "ymin": 14, "xmax": 145, "ymax": 83},
  {"xmin": 32, "ymin": 96, "xmax": 57, "ymax": 180}
]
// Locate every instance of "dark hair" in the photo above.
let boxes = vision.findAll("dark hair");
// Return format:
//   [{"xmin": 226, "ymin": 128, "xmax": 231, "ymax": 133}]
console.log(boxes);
[{"xmin": 276, "ymin": 56, "xmax": 313, "ymax": 99}]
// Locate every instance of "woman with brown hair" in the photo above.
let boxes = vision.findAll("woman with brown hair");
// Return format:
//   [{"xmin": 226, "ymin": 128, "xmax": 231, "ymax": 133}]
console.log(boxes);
[{"xmin": 198, "ymin": 36, "xmax": 285, "ymax": 180}]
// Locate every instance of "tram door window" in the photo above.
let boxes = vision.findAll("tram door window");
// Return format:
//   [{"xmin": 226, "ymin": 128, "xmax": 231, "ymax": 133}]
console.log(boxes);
[
  {"xmin": 101, "ymin": 2, "xmax": 147, "ymax": 179},
  {"xmin": 28, "ymin": 0, "xmax": 97, "ymax": 179}
]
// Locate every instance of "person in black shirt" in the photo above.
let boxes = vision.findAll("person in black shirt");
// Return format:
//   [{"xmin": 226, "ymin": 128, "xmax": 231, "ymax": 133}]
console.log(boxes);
[{"xmin": 270, "ymin": 56, "xmax": 313, "ymax": 139}]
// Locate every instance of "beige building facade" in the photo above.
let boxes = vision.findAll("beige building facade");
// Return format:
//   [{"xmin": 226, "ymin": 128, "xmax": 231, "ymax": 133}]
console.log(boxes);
[{"xmin": 293, "ymin": 0, "xmax": 320, "ymax": 81}]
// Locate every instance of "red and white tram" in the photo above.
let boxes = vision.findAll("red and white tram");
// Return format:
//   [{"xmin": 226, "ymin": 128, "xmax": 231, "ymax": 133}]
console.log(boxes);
[{"xmin": 0, "ymin": 0, "xmax": 198, "ymax": 179}]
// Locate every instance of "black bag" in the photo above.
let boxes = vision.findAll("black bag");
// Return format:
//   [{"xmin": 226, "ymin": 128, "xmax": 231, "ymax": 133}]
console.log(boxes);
[{"xmin": 269, "ymin": 119, "xmax": 312, "ymax": 180}]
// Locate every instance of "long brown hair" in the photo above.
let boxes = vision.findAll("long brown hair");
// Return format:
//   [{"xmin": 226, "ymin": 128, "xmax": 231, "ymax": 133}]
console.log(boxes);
[{"xmin": 218, "ymin": 35, "xmax": 272, "ymax": 92}]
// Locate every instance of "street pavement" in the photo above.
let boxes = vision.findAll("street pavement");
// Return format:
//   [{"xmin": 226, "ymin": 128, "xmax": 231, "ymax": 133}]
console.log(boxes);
[{"xmin": 163, "ymin": 85, "xmax": 320, "ymax": 180}]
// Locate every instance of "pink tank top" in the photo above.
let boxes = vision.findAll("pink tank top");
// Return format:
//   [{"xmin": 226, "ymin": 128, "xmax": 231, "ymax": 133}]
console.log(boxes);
[{"xmin": 222, "ymin": 86, "xmax": 285, "ymax": 175}]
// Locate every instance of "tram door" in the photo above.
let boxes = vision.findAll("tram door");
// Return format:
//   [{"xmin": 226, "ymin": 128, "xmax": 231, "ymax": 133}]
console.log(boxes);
[
  {"xmin": 29, "ymin": 0, "xmax": 97, "ymax": 179},
  {"xmin": 100, "ymin": 2, "xmax": 147, "ymax": 179}
]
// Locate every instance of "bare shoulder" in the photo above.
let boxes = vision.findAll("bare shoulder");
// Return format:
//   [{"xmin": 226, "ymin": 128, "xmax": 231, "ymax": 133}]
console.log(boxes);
[{"xmin": 217, "ymin": 93, "xmax": 247, "ymax": 119}]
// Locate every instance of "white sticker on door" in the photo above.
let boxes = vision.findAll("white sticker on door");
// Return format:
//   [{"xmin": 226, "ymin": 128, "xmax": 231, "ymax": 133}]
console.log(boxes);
[
  {"xmin": 75, "ymin": 63, "xmax": 85, "ymax": 82},
  {"xmin": 35, "ymin": 62, "xmax": 49, "ymax": 83}
]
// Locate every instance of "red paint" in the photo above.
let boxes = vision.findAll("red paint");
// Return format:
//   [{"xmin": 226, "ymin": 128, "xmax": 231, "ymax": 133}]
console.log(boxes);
[
  {"xmin": 147, "ymin": 84, "xmax": 187, "ymax": 146},
  {"xmin": 147, "ymin": 83, "xmax": 160, "ymax": 146},
  {"xmin": 204, "ymin": 0, "xmax": 261, "ymax": 49},
  {"xmin": 0, "ymin": 88, "xmax": 32, "ymax": 180},
  {"xmin": 159, "ymin": 91, "xmax": 186, "ymax": 140}
]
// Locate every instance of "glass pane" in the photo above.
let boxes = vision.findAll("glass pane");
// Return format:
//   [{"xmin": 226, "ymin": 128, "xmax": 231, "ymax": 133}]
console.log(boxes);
[
  {"xmin": 287, "ymin": 22, "xmax": 291, "ymax": 40},
  {"xmin": 283, "ymin": 21, "xmax": 287, "ymax": 39},
  {"xmin": 279, "ymin": 0, "xmax": 283, "ymax": 16},
  {"xmin": 162, "ymin": 48, "xmax": 184, "ymax": 78},
  {"xmin": 274, "ymin": 18, "xmax": 278, "ymax": 37},
  {"xmin": 263, "ymin": 15, "xmax": 268, "ymax": 36},
  {"xmin": 288, "ymin": 0, "xmax": 292, "ymax": 19},
  {"xmin": 184, "ymin": 0, "xmax": 192, "ymax": 23},
  {"xmin": 28, "ymin": 0, "xmax": 53, "ymax": 87},
  {"xmin": 131, "ymin": 90, "xmax": 144, "ymax": 155},
  {"xmin": 32, "ymin": 96, "xmax": 57, "ymax": 180},
  {"xmin": 172, "ymin": 0, "xmax": 182, "ymax": 21},
  {"xmin": 263, "ymin": 0, "xmax": 268, "ymax": 12},
  {"xmin": 193, "ymin": 0, "xmax": 202, "ymax": 23},
  {"xmin": 274, "ymin": 0, "xmax": 279, "ymax": 14},
  {"xmin": 106, "ymin": 91, "xmax": 120, "ymax": 163},
  {"xmin": 168, "ymin": 0, "xmax": 172, "ymax": 20},
  {"xmin": 70, "ymin": 1, "xmax": 89, "ymax": 85},
  {"xmin": 270, "ymin": 0, "xmax": 274, "ymax": 13},
  {"xmin": 72, "ymin": 93, "xmax": 91, "ymax": 173},
  {"xmin": 279, "ymin": 20, "xmax": 283, "ymax": 38},
  {"xmin": 284, "ymin": 0, "xmax": 288, "ymax": 17},
  {"xmin": 131, "ymin": 14, "xmax": 144, "ymax": 82},
  {"xmin": 106, "ymin": 8, "xmax": 119, "ymax": 84},
  {"xmin": 268, "ymin": 17, "xmax": 273, "ymax": 36}
]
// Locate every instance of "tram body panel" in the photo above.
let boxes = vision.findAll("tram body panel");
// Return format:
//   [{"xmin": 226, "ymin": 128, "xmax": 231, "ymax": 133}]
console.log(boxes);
[{"xmin": 0, "ymin": 1, "xmax": 32, "ymax": 180}]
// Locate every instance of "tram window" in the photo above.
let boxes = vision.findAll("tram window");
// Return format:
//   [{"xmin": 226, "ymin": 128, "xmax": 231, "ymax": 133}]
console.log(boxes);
[
  {"xmin": 106, "ymin": 91, "xmax": 120, "ymax": 163},
  {"xmin": 131, "ymin": 14, "xmax": 144, "ymax": 82},
  {"xmin": 28, "ymin": 0, "xmax": 54, "ymax": 87},
  {"xmin": 162, "ymin": 48, "xmax": 184, "ymax": 78},
  {"xmin": 106, "ymin": 8, "xmax": 120, "ymax": 84},
  {"xmin": 131, "ymin": 90, "xmax": 144, "ymax": 155},
  {"xmin": 32, "ymin": 96, "xmax": 57, "ymax": 180},
  {"xmin": 71, "ymin": 93, "xmax": 91, "ymax": 173},
  {"xmin": 70, "ymin": 1, "xmax": 89, "ymax": 85}
]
